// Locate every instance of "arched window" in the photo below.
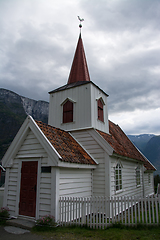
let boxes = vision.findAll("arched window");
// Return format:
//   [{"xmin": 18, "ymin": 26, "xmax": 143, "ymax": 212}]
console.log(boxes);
[
  {"xmin": 136, "ymin": 166, "xmax": 140, "ymax": 186},
  {"xmin": 115, "ymin": 163, "xmax": 122, "ymax": 191},
  {"xmin": 63, "ymin": 100, "xmax": 73, "ymax": 123},
  {"xmin": 148, "ymin": 173, "xmax": 151, "ymax": 185},
  {"xmin": 98, "ymin": 99, "xmax": 104, "ymax": 122}
]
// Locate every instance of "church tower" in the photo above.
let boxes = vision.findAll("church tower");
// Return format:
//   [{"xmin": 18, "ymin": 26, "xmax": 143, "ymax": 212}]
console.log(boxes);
[{"xmin": 48, "ymin": 33, "xmax": 109, "ymax": 134}]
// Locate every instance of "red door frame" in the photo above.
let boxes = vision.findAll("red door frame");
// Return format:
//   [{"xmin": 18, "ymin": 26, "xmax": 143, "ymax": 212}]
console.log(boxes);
[{"xmin": 19, "ymin": 161, "xmax": 38, "ymax": 217}]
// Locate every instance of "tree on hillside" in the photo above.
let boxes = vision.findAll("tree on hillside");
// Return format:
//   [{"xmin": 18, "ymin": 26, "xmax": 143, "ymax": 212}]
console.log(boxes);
[{"xmin": 154, "ymin": 174, "xmax": 160, "ymax": 193}]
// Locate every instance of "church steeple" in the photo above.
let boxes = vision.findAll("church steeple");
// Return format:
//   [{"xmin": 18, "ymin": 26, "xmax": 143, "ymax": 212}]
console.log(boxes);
[
  {"xmin": 67, "ymin": 33, "xmax": 90, "ymax": 84},
  {"xmin": 49, "ymin": 22, "xmax": 109, "ymax": 134}
]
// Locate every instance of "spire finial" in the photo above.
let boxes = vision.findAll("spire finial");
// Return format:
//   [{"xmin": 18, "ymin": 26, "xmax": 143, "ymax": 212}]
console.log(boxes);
[{"xmin": 78, "ymin": 16, "xmax": 84, "ymax": 32}]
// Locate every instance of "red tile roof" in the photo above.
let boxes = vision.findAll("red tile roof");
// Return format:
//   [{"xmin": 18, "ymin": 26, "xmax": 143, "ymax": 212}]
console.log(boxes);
[
  {"xmin": 97, "ymin": 121, "xmax": 155, "ymax": 171},
  {"xmin": 67, "ymin": 34, "xmax": 90, "ymax": 84},
  {"xmin": 36, "ymin": 120, "xmax": 96, "ymax": 165}
]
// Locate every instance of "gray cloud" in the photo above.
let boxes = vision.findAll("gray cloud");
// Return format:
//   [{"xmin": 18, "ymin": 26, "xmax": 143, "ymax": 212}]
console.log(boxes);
[
  {"xmin": 0, "ymin": 0, "xmax": 160, "ymax": 134},
  {"xmin": 81, "ymin": 0, "xmax": 160, "ymax": 32}
]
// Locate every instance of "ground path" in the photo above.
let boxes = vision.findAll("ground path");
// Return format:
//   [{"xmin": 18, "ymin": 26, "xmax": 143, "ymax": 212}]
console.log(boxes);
[{"xmin": 0, "ymin": 226, "xmax": 46, "ymax": 240}]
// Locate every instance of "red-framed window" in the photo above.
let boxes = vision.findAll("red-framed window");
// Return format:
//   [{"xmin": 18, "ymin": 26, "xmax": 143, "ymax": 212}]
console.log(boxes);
[
  {"xmin": 98, "ymin": 99, "xmax": 104, "ymax": 122},
  {"xmin": 63, "ymin": 100, "xmax": 73, "ymax": 123}
]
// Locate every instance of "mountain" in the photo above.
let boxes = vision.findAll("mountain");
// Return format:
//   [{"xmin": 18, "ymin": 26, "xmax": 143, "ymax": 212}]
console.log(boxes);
[
  {"xmin": 0, "ymin": 88, "xmax": 49, "ymax": 159},
  {"xmin": 127, "ymin": 134, "xmax": 155, "ymax": 153},
  {"xmin": 128, "ymin": 134, "xmax": 160, "ymax": 175},
  {"xmin": 144, "ymin": 136, "xmax": 160, "ymax": 175},
  {"xmin": 0, "ymin": 88, "xmax": 160, "ymax": 175}
]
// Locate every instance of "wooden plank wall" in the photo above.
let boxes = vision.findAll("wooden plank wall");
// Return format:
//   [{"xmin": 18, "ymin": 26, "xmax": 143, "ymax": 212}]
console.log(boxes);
[
  {"xmin": 71, "ymin": 130, "xmax": 105, "ymax": 196},
  {"xmin": 110, "ymin": 158, "xmax": 144, "ymax": 197},
  {"xmin": 16, "ymin": 130, "xmax": 48, "ymax": 163},
  {"xmin": 7, "ymin": 159, "xmax": 19, "ymax": 214},
  {"xmin": 144, "ymin": 172, "xmax": 154, "ymax": 196},
  {"xmin": 39, "ymin": 172, "xmax": 51, "ymax": 217},
  {"xmin": 59, "ymin": 168, "xmax": 92, "ymax": 197},
  {"xmin": 6, "ymin": 130, "xmax": 51, "ymax": 217}
]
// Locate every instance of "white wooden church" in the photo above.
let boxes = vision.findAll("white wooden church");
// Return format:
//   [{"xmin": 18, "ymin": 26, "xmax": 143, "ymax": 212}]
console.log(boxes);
[{"xmin": 2, "ymin": 32, "xmax": 155, "ymax": 221}]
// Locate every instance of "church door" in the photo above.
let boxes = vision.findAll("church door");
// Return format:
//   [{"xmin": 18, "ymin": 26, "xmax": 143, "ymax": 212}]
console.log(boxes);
[{"xmin": 19, "ymin": 161, "xmax": 38, "ymax": 217}]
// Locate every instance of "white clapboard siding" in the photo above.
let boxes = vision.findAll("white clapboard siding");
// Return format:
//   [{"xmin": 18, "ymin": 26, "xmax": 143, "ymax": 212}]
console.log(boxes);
[
  {"xmin": 5, "ymin": 129, "xmax": 50, "ymax": 217},
  {"xmin": 59, "ymin": 168, "xmax": 92, "ymax": 197},
  {"xmin": 144, "ymin": 172, "xmax": 154, "ymax": 196},
  {"xmin": 71, "ymin": 130, "xmax": 105, "ymax": 196},
  {"xmin": 16, "ymin": 130, "xmax": 48, "ymax": 161},
  {"xmin": 6, "ymin": 160, "xmax": 19, "ymax": 213},
  {"xmin": 49, "ymin": 84, "xmax": 91, "ymax": 131},
  {"xmin": 110, "ymin": 158, "xmax": 143, "ymax": 197},
  {"xmin": 39, "ymin": 173, "xmax": 51, "ymax": 217},
  {"xmin": 48, "ymin": 82, "xmax": 109, "ymax": 133}
]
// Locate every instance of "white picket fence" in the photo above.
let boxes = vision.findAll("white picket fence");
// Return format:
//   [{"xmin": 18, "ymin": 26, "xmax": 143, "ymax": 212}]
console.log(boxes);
[{"xmin": 59, "ymin": 195, "xmax": 160, "ymax": 228}]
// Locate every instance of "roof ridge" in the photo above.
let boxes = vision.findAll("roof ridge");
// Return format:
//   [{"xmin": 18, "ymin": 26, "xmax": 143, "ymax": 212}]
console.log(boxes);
[{"xmin": 35, "ymin": 120, "xmax": 67, "ymax": 133}]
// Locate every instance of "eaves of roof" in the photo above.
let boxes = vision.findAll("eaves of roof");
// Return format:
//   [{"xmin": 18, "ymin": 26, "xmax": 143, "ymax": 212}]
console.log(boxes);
[
  {"xmin": 97, "ymin": 120, "xmax": 156, "ymax": 171},
  {"xmin": 49, "ymin": 81, "xmax": 109, "ymax": 97}
]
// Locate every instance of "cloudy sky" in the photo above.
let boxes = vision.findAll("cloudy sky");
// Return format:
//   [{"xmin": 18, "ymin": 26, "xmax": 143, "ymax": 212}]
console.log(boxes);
[{"xmin": 0, "ymin": 0, "xmax": 160, "ymax": 135}]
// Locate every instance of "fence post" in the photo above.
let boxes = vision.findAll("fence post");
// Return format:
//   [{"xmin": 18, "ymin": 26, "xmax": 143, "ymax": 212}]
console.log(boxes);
[
  {"xmin": 75, "ymin": 197, "xmax": 77, "ymax": 224},
  {"xmin": 144, "ymin": 196, "xmax": 148, "ymax": 224},
  {"xmin": 155, "ymin": 195, "xmax": 159, "ymax": 225},
  {"xmin": 134, "ymin": 196, "xmax": 137, "ymax": 226},
  {"xmin": 131, "ymin": 196, "xmax": 133, "ymax": 226},
  {"xmin": 148, "ymin": 196, "xmax": 151, "ymax": 224},
  {"xmin": 127, "ymin": 197, "xmax": 129, "ymax": 225},
  {"xmin": 120, "ymin": 196, "xmax": 123, "ymax": 224},
  {"xmin": 151, "ymin": 195, "xmax": 155, "ymax": 224},
  {"xmin": 158, "ymin": 194, "xmax": 160, "ymax": 211},
  {"xmin": 96, "ymin": 197, "xmax": 98, "ymax": 229},
  {"xmin": 61, "ymin": 196, "xmax": 64, "ymax": 226},
  {"xmin": 114, "ymin": 197, "xmax": 117, "ymax": 223},
  {"xmin": 72, "ymin": 197, "xmax": 74, "ymax": 223},
  {"xmin": 59, "ymin": 197, "xmax": 61, "ymax": 225},
  {"xmin": 82, "ymin": 197, "xmax": 86, "ymax": 226},
  {"xmin": 106, "ymin": 197, "xmax": 110, "ymax": 227},
  {"xmin": 90, "ymin": 196, "xmax": 92, "ymax": 226},
  {"xmin": 93, "ymin": 196, "xmax": 95, "ymax": 229},
  {"xmin": 78, "ymin": 197, "xmax": 81, "ymax": 225},
  {"xmin": 98, "ymin": 197, "xmax": 102, "ymax": 228},
  {"xmin": 70, "ymin": 197, "xmax": 72, "ymax": 225},
  {"xmin": 141, "ymin": 197, "xmax": 144, "ymax": 224},
  {"xmin": 117, "ymin": 197, "xmax": 120, "ymax": 222},
  {"xmin": 86, "ymin": 197, "xmax": 89, "ymax": 227},
  {"xmin": 102, "ymin": 197, "xmax": 104, "ymax": 229},
  {"xmin": 64, "ymin": 197, "xmax": 66, "ymax": 226},
  {"xmin": 68, "ymin": 197, "xmax": 70, "ymax": 225},
  {"xmin": 124, "ymin": 196, "xmax": 126, "ymax": 225}
]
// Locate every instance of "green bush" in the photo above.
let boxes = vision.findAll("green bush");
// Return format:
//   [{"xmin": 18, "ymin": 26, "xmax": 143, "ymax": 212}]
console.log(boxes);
[
  {"xmin": 0, "ymin": 207, "xmax": 10, "ymax": 224},
  {"xmin": 36, "ymin": 215, "xmax": 56, "ymax": 227}
]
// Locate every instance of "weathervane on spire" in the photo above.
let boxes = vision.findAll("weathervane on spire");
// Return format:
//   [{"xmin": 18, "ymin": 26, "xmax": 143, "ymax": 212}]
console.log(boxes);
[{"xmin": 78, "ymin": 16, "xmax": 84, "ymax": 32}]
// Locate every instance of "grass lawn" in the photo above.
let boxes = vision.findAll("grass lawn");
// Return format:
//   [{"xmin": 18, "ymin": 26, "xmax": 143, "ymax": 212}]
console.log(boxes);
[{"xmin": 32, "ymin": 225, "xmax": 160, "ymax": 240}]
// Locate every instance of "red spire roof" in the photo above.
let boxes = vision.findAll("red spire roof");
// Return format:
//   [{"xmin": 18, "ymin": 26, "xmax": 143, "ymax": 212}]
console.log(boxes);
[{"xmin": 67, "ymin": 33, "xmax": 90, "ymax": 84}]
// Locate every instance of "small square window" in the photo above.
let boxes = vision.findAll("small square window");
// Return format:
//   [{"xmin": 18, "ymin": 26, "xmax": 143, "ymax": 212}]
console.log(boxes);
[{"xmin": 41, "ymin": 166, "xmax": 51, "ymax": 173}]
